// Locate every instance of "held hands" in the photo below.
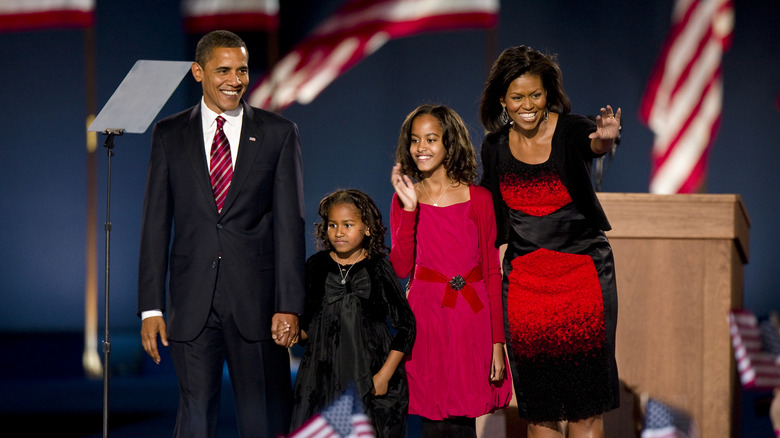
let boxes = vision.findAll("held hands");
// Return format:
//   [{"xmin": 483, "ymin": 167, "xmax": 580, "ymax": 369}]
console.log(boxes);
[
  {"xmin": 271, "ymin": 313, "xmax": 300, "ymax": 348},
  {"xmin": 141, "ymin": 315, "xmax": 168, "ymax": 364},
  {"xmin": 391, "ymin": 162, "xmax": 417, "ymax": 211},
  {"xmin": 589, "ymin": 105, "xmax": 622, "ymax": 155}
]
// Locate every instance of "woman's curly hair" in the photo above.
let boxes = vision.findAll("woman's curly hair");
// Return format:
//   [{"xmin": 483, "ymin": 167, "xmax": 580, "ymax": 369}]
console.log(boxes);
[
  {"xmin": 395, "ymin": 104, "xmax": 477, "ymax": 184},
  {"xmin": 314, "ymin": 189, "xmax": 388, "ymax": 258}
]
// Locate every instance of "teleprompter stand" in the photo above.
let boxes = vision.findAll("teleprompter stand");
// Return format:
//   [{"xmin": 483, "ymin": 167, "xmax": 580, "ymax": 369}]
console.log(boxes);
[{"xmin": 88, "ymin": 59, "xmax": 193, "ymax": 438}]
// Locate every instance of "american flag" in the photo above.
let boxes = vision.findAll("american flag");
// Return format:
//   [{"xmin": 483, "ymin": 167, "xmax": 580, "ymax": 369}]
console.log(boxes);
[
  {"xmin": 288, "ymin": 385, "xmax": 375, "ymax": 438},
  {"xmin": 0, "ymin": 0, "xmax": 94, "ymax": 32},
  {"xmin": 729, "ymin": 309, "xmax": 780, "ymax": 390},
  {"xmin": 639, "ymin": 0, "xmax": 734, "ymax": 194},
  {"xmin": 642, "ymin": 398, "xmax": 697, "ymax": 438},
  {"xmin": 181, "ymin": 0, "xmax": 279, "ymax": 33},
  {"xmin": 248, "ymin": 0, "xmax": 499, "ymax": 111}
]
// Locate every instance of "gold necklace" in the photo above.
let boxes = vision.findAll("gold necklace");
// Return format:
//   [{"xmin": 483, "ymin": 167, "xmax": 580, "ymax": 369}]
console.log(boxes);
[
  {"xmin": 334, "ymin": 248, "xmax": 365, "ymax": 285},
  {"xmin": 420, "ymin": 179, "xmax": 453, "ymax": 207}
]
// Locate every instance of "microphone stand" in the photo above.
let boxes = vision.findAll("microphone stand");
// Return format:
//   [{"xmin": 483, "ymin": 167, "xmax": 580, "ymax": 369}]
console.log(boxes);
[
  {"xmin": 101, "ymin": 128, "xmax": 124, "ymax": 438},
  {"xmin": 593, "ymin": 119, "xmax": 621, "ymax": 192}
]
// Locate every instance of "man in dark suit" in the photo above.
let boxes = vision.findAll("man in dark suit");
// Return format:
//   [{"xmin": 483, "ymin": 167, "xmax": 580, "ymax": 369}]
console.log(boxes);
[{"xmin": 138, "ymin": 30, "xmax": 305, "ymax": 438}]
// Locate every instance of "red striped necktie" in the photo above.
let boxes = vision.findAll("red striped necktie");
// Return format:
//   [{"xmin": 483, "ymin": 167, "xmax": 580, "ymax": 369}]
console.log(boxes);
[{"xmin": 209, "ymin": 116, "xmax": 233, "ymax": 213}]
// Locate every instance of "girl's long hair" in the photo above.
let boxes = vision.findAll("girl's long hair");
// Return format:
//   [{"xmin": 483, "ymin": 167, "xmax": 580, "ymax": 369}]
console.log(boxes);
[{"xmin": 395, "ymin": 103, "xmax": 477, "ymax": 184}]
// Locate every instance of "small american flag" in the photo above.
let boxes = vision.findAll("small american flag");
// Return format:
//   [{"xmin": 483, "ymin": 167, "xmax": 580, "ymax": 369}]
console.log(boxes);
[
  {"xmin": 729, "ymin": 309, "xmax": 780, "ymax": 390},
  {"xmin": 642, "ymin": 398, "xmax": 697, "ymax": 438},
  {"xmin": 288, "ymin": 385, "xmax": 375, "ymax": 438},
  {"xmin": 759, "ymin": 314, "xmax": 780, "ymax": 356}
]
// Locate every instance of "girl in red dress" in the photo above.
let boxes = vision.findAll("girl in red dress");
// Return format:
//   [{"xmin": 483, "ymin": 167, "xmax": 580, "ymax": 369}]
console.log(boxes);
[{"xmin": 390, "ymin": 104, "xmax": 512, "ymax": 437}]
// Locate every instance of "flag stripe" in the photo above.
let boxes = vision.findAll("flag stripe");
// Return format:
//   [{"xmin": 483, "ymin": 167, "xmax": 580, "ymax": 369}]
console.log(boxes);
[
  {"xmin": 184, "ymin": 13, "xmax": 279, "ymax": 33},
  {"xmin": 650, "ymin": 68, "xmax": 718, "ymax": 165},
  {"xmin": 729, "ymin": 310, "xmax": 780, "ymax": 390},
  {"xmin": 316, "ymin": 0, "xmax": 497, "ymax": 35},
  {"xmin": 0, "ymin": 0, "xmax": 93, "ymax": 14},
  {"xmin": 668, "ymin": 26, "xmax": 712, "ymax": 101},
  {"xmin": 181, "ymin": 0, "xmax": 279, "ymax": 33},
  {"xmin": 289, "ymin": 385, "xmax": 375, "ymax": 438},
  {"xmin": 648, "ymin": 22, "xmax": 724, "ymax": 155},
  {"xmin": 663, "ymin": 0, "xmax": 717, "ymax": 104},
  {"xmin": 249, "ymin": 0, "xmax": 498, "ymax": 111},
  {"xmin": 649, "ymin": 74, "xmax": 721, "ymax": 194},
  {"xmin": 649, "ymin": 10, "xmax": 726, "ymax": 152},
  {"xmin": 0, "ymin": 0, "xmax": 94, "ymax": 32},
  {"xmin": 639, "ymin": 0, "xmax": 733, "ymax": 194},
  {"xmin": 638, "ymin": 0, "xmax": 698, "ymax": 122},
  {"xmin": 676, "ymin": 109, "xmax": 721, "ymax": 193},
  {"xmin": 642, "ymin": 398, "xmax": 696, "ymax": 438},
  {"xmin": 0, "ymin": 10, "xmax": 92, "ymax": 31}
]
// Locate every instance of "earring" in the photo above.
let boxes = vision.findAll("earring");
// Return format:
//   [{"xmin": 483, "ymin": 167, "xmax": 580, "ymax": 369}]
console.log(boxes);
[
  {"xmin": 500, "ymin": 106, "xmax": 509, "ymax": 125},
  {"xmin": 543, "ymin": 108, "xmax": 549, "ymax": 123}
]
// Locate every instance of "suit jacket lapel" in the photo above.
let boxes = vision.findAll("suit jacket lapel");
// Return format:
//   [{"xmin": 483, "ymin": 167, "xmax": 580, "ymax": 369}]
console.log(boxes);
[
  {"xmin": 183, "ymin": 105, "xmax": 218, "ymax": 214},
  {"xmin": 220, "ymin": 101, "xmax": 264, "ymax": 215}
]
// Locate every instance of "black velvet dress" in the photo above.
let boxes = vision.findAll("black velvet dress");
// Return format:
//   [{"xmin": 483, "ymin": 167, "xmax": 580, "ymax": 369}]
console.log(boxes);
[{"xmin": 290, "ymin": 251, "xmax": 416, "ymax": 438}]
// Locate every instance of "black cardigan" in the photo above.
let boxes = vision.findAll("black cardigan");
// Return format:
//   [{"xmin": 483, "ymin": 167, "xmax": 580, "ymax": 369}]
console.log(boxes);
[{"xmin": 479, "ymin": 113, "xmax": 611, "ymax": 248}]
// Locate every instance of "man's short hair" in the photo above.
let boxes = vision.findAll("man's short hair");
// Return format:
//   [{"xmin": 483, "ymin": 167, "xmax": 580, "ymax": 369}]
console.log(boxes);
[{"xmin": 195, "ymin": 30, "xmax": 247, "ymax": 66}]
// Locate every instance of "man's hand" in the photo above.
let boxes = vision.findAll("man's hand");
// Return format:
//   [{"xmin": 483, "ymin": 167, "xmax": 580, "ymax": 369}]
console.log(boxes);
[
  {"xmin": 271, "ymin": 313, "xmax": 299, "ymax": 348},
  {"xmin": 140, "ymin": 316, "xmax": 168, "ymax": 364}
]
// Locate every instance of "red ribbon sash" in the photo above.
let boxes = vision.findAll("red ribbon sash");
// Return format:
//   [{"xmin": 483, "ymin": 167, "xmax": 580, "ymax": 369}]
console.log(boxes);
[{"xmin": 413, "ymin": 265, "xmax": 484, "ymax": 314}]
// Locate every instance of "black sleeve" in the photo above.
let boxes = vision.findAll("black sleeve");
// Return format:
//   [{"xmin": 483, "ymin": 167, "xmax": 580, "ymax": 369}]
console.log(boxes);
[
  {"xmin": 377, "ymin": 258, "xmax": 416, "ymax": 354},
  {"xmin": 479, "ymin": 136, "xmax": 509, "ymax": 247},
  {"xmin": 301, "ymin": 253, "xmax": 325, "ymax": 332}
]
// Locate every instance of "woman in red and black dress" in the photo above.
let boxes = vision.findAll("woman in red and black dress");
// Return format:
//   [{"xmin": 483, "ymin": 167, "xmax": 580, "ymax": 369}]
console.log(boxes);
[{"xmin": 478, "ymin": 45, "xmax": 621, "ymax": 438}]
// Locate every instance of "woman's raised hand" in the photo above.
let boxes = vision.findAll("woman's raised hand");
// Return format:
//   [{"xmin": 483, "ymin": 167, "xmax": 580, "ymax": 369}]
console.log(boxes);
[{"xmin": 589, "ymin": 105, "xmax": 622, "ymax": 154}]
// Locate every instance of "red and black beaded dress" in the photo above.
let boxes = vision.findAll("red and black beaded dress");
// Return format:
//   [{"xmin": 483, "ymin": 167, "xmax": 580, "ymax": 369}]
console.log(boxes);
[{"xmin": 496, "ymin": 140, "xmax": 619, "ymax": 422}]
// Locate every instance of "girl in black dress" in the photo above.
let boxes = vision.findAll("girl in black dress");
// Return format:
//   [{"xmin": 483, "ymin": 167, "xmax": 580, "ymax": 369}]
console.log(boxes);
[{"xmin": 290, "ymin": 189, "xmax": 416, "ymax": 438}]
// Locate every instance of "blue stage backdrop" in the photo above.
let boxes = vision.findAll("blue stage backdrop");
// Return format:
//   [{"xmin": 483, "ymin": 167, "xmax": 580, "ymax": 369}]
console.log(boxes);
[{"xmin": 0, "ymin": 1, "xmax": 778, "ymax": 337}]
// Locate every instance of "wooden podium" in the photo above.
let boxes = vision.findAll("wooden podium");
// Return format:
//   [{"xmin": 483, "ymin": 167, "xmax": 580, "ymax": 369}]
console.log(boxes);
[{"xmin": 598, "ymin": 193, "xmax": 750, "ymax": 437}]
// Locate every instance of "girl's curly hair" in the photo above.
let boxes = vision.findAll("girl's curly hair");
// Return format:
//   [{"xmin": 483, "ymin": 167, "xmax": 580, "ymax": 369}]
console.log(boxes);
[
  {"xmin": 395, "ymin": 104, "xmax": 477, "ymax": 184},
  {"xmin": 314, "ymin": 189, "xmax": 388, "ymax": 258}
]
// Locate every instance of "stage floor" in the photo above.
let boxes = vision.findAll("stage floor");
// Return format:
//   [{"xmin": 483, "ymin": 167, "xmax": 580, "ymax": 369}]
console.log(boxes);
[
  {"xmin": 0, "ymin": 331, "xmax": 774, "ymax": 437},
  {"xmin": 0, "ymin": 331, "xmax": 426, "ymax": 437}
]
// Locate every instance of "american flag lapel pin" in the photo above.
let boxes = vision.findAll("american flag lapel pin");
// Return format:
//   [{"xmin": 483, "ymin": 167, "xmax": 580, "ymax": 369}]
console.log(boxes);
[{"xmin": 249, "ymin": 136, "xmax": 256, "ymax": 142}]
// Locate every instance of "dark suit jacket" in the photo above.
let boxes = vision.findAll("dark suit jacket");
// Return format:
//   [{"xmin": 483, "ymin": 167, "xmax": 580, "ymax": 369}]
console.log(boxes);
[{"xmin": 137, "ymin": 100, "xmax": 306, "ymax": 342}]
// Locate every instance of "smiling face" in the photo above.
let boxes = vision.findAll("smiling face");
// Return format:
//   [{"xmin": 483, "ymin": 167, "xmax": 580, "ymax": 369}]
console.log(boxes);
[
  {"xmin": 501, "ymin": 73, "xmax": 548, "ymax": 131},
  {"xmin": 191, "ymin": 46, "xmax": 248, "ymax": 114},
  {"xmin": 326, "ymin": 203, "xmax": 369, "ymax": 260},
  {"xmin": 409, "ymin": 114, "xmax": 447, "ymax": 177}
]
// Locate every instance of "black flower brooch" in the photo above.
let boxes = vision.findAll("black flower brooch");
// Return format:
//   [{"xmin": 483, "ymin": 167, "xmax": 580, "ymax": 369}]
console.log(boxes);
[{"xmin": 449, "ymin": 275, "xmax": 466, "ymax": 291}]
